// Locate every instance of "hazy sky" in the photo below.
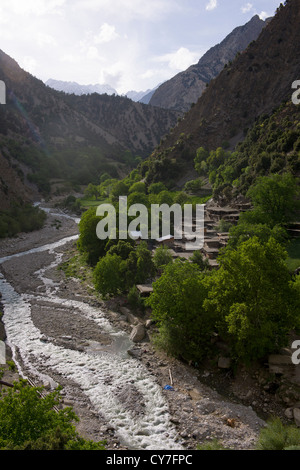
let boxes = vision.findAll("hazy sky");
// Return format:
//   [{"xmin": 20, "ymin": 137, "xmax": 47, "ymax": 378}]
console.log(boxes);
[{"xmin": 0, "ymin": 0, "xmax": 281, "ymax": 94}]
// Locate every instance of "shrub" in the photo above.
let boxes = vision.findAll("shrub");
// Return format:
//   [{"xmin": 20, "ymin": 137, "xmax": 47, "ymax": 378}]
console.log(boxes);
[
  {"xmin": 0, "ymin": 380, "xmax": 105, "ymax": 450},
  {"xmin": 127, "ymin": 286, "xmax": 143, "ymax": 312},
  {"xmin": 147, "ymin": 260, "xmax": 214, "ymax": 362},
  {"xmin": 77, "ymin": 207, "xmax": 107, "ymax": 265},
  {"xmin": 153, "ymin": 245, "xmax": 173, "ymax": 271},
  {"xmin": 205, "ymin": 237, "xmax": 300, "ymax": 363},
  {"xmin": 0, "ymin": 204, "xmax": 46, "ymax": 238},
  {"xmin": 93, "ymin": 253, "xmax": 125, "ymax": 296},
  {"xmin": 256, "ymin": 417, "xmax": 300, "ymax": 450}
]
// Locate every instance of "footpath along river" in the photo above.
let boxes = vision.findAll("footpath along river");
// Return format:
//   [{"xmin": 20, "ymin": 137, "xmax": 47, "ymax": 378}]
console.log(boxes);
[{"xmin": 0, "ymin": 205, "xmax": 265, "ymax": 450}]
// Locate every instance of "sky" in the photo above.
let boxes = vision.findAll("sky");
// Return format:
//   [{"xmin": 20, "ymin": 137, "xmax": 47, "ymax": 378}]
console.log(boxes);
[{"xmin": 0, "ymin": 0, "xmax": 282, "ymax": 95}]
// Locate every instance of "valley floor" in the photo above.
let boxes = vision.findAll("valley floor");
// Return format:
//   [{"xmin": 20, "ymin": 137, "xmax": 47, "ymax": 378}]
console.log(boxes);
[{"xmin": 0, "ymin": 205, "xmax": 294, "ymax": 450}]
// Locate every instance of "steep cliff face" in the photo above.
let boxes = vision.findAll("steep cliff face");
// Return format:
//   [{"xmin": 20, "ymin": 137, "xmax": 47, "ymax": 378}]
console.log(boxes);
[
  {"xmin": 149, "ymin": 15, "xmax": 268, "ymax": 113},
  {"xmin": 146, "ymin": 0, "xmax": 300, "ymax": 184}
]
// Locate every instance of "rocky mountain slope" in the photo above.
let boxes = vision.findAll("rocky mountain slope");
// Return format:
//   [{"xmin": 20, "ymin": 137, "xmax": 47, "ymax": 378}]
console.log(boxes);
[
  {"xmin": 126, "ymin": 84, "xmax": 162, "ymax": 104},
  {"xmin": 0, "ymin": 49, "xmax": 178, "ymax": 209},
  {"xmin": 145, "ymin": 0, "xmax": 300, "ymax": 186},
  {"xmin": 149, "ymin": 15, "xmax": 269, "ymax": 113}
]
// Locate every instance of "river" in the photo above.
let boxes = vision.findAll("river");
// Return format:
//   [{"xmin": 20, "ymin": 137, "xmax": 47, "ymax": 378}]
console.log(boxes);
[
  {"xmin": 0, "ymin": 206, "xmax": 266, "ymax": 451},
  {"xmin": 0, "ymin": 207, "xmax": 182, "ymax": 450}
]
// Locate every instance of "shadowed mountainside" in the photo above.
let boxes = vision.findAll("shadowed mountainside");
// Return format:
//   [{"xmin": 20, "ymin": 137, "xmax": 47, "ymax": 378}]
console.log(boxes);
[
  {"xmin": 149, "ymin": 15, "xmax": 268, "ymax": 113},
  {"xmin": 145, "ymin": 1, "xmax": 300, "ymax": 186}
]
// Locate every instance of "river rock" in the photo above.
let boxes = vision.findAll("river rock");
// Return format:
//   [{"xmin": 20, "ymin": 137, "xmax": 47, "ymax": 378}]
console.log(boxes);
[
  {"xmin": 130, "ymin": 324, "xmax": 145, "ymax": 343},
  {"xmin": 0, "ymin": 322, "xmax": 6, "ymax": 341},
  {"xmin": 285, "ymin": 407, "xmax": 294, "ymax": 420},
  {"xmin": 218, "ymin": 356, "xmax": 231, "ymax": 369},
  {"xmin": 293, "ymin": 407, "xmax": 300, "ymax": 426},
  {"xmin": 119, "ymin": 306, "xmax": 130, "ymax": 316},
  {"xmin": 127, "ymin": 348, "xmax": 142, "ymax": 359}
]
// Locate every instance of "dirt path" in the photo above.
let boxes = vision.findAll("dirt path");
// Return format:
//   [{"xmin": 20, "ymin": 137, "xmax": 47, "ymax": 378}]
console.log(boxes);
[{"xmin": 0, "ymin": 206, "xmax": 279, "ymax": 450}]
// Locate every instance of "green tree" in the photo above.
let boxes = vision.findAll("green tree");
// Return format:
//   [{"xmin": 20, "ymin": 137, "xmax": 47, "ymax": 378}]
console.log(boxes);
[
  {"xmin": 99, "ymin": 178, "xmax": 118, "ymax": 197},
  {"xmin": 148, "ymin": 182, "xmax": 167, "ymax": 194},
  {"xmin": 157, "ymin": 190, "xmax": 174, "ymax": 205},
  {"xmin": 256, "ymin": 417, "xmax": 300, "ymax": 450},
  {"xmin": 77, "ymin": 207, "xmax": 107, "ymax": 265},
  {"xmin": 127, "ymin": 192, "xmax": 149, "ymax": 207},
  {"xmin": 93, "ymin": 253, "xmax": 125, "ymax": 296},
  {"xmin": 107, "ymin": 240, "xmax": 135, "ymax": 260},
  {"xmin": 84, "ymin": 183, "xmax": 100, "ymax": 200},
  {"xmin": 227, "ymin": 221, "xmax": 288, "ymax": 250},
  {"xmin": 206, "ymin": 147, "xmax": 228, "ymax": 172},
  {"xmin": 153, "ymin": 245, "xmax": 173, "ymax": 271},
  {"xmin": 184, "ymin": 178, "xmax": 204, "ymax": 193},
  {"xmin": 110, "ymin": 181, "xmax": 130, "ymax": 201},
  {"xmin": 246, "ymin": 172, "xmax": 300, "ymax": 227},
  {"xmin": 127, "ymin": 285, "xmax": 143, "ymax": 312},
  {"xmin": 190, "ymin": 250, "xmax": 209, "ymax": 270},
  {"xmin": 128, "ymin": 169, "xmax": 142, "ymax": 183},
  {"xmin": 146, "ymin": 260, "xmax": 214, "ymax": 362},
  {"xmin": 99, "ymin": 172, "xmax": 111, "ymax": 183},
  {"xmin": 128, "ymin": 181, "xmax": 146, "ymax": 194},
  {"xmin": 135, "ymin": 241, "xmax": 156, "ymax": 283},
  {"xmin": 124, "ymin": 250, "xmax": 139, "ymax": 287},
  {"xmin": 205, "ymin": 237, "xmax": 300, "ymax": 363},
  {"xmin": 194, "ymin": 147, "xmax": 209, "ymax": 175},
  {"xmin": 0, "ymin": 380, "xmax": 105, "ymax": 450},
  {"xmin": 173, "ymin": 191, "xmax": 190, "ymax": 205}
]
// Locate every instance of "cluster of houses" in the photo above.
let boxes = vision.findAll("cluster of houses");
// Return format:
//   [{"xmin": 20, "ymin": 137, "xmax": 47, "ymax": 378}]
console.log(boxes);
[{"xmin": 134, "ymin": 201, "xmax": 249, "ymax": 297}]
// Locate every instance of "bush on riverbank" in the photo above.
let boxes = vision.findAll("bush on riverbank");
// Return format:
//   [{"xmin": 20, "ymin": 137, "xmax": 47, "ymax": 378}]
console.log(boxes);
[
  {"xmin": 256, "ymin": 417, "xmax": 300, "ymax": 450},
  {"xmin": 0, "ymin": 204, "xmax": 47, "ymax": 238},
  {"xmin": 0, "ymin": 379, "xmax": 106, "ymax": 450}
]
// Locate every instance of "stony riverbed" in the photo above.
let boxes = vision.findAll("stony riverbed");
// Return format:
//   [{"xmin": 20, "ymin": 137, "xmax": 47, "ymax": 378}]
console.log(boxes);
[{"xmin": 0, "ymin": 206, "xmax": 292, "ymax": 451}]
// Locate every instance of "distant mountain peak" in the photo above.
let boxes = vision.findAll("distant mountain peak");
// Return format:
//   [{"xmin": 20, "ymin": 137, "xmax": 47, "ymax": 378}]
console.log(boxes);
[
  {"xmin": 45, "ymin": 79, "xmax": 118, "ymax": 96},
  {"xmin": 146, "ymin": 0, "xmax": 300, "ymax": 186},
  {"xmin": 149, "ymin": 15, "xmax": 268, "ymax": 113},
  {"xmin": 124, "ymin": 83, "xmax": 163, "ymax": 104}
]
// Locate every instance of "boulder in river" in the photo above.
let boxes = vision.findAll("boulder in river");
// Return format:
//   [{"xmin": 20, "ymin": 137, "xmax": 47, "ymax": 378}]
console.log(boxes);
[{"xmin": 130, "ymin": 324, "xmax": 145, "ymax": 343}]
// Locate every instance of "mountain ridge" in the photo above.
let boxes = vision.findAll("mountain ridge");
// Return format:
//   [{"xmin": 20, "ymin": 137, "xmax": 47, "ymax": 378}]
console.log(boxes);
[
  {"xmin": 149, "ymin": 14, "xmax": 269, "ymax": 113},
  {"xmin": 0, "ymin": 49, "xmax": 178, "ymax": 209},
  {"xmin": 45, "ymin": 79, "xmax": 118, "ymax": 96},
  {"xmin": 145, "ymin": 0, "xmax": 300, "ymax": 186}
]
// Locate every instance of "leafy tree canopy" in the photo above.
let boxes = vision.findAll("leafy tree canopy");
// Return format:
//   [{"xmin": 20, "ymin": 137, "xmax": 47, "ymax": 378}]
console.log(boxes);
[
  {"xmin": 0, "ymin": 380, "xmax": 105, "ymax": 450},
  {"xmin": 246, "ymin": 172, "xmax": 300, "ymax": 227},
  {"xmin": 77, "ymin": 207, "xmax": 107, "ymax": 265},
  {"xmin": 146, "ymin": 260, "xmax": 214, "ymax": 362},
  {"xmin": 205, "ymin": 236, "xmax": 300, "ymax": 363}
]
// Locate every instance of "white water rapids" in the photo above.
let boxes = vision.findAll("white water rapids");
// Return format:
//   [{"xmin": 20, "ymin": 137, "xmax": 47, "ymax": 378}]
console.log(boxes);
[{"xmin": 0, "ymin": 212, "xmax": 182, "ymax": 450}]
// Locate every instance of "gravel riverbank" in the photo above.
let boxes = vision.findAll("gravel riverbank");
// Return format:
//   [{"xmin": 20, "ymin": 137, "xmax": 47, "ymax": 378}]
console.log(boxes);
[{"xmin": 0, "ymin": 207, "xmax": 281, "ymax": 451}]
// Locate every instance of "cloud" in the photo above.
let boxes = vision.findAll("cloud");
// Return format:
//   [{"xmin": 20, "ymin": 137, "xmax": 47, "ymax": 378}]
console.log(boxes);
[
  {"xmin": 206, "ymin": 0, "xmax": 218, "ymax": 11},
  {"xmin": 37, "ymin": 33, "xmax": 58, "ymax": 48},
  {"xmin": 98, "ymin": 62, "xmax": 123, "ymax": 88},
  {"xmin": 59, "ymin": 53, "xmax": 81, "ymax": 63},
  {"xmin": 3, "ymin": 0, "xmax": 65, "ymax": 16},
  {"xmin": 155, "ymin": 47, "xmax": 199, "ymax": 71},
  {"xmin": 0, "ymin": 5, "xmax": 10, "ymax": 24},
  {"xmin": 86, "ymin": 46, "xmax": 101, "ymax": 60},
  {"xmin": 241, "ymin": 3, "xmax": 253, "ymax": 13},
  {"xmin": 258, "ymin": 11, "xmax": 269, "ymax": 20},
  {"xmin": 73, "ymin": 0, "xmax": 176, "ymax": 21},
  {"xmin": 140, "ymin": 69, "xmax": 158, "ymax": 80},
  {"xmin": 241, "ymin": 4, "xmax": 271, "ymax": 22},
  {"xmin": 20, "ymin": 56, "xmax": 38, "ymax": 74},
  {"xmin": 93, "ymin": 23, "xmax": 119, "ymax": 44}
]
